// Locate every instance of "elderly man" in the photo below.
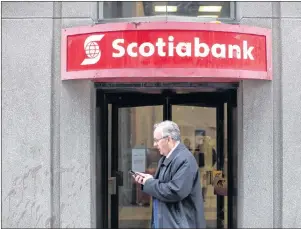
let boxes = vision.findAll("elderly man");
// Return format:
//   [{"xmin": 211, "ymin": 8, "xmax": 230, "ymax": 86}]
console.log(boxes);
[{"xmin": 133, "ymin": 120, "xmax": 206, "ymax": 228}]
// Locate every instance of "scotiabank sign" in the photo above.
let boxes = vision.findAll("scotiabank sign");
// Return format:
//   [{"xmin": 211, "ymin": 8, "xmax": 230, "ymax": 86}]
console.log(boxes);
[{"xmin": 61, "ymin": 22, "xmax": 272, "ymax": 82}]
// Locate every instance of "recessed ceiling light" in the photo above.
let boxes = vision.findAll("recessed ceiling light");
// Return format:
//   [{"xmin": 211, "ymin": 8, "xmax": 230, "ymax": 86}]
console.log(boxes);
[
  {"xmin": 198, "ymin": 6, "xmax": 222, "ymax": 12},
  {"xmin": 197, "ymin": 15, "xmax": 219, "ymax": 18},
  {"xmin": 154, "ymin": 5, "xmax": 177, "ymax": 12}
]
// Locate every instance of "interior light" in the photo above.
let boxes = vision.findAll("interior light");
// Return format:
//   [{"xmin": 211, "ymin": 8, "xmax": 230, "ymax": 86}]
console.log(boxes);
[
  {"xmin": 197, "ymin": 15, "xmax": 219, "ymax": 18},
  {"xmin": 198, "ymin": 6, "xmax": 222, "ymax": 12},
  {"xmin": 154, "ymin": 5, "xmax": 177, "ymax": 12}
]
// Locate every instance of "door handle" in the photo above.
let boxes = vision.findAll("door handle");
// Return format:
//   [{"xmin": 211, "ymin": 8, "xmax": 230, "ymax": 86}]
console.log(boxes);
[
  {"xmin": 115, "ymin": 170, "xmax": 124, "ymax": 186},
  {"xmin": 108, "ymin": 171, "xmax": 123, "ymax": 195},
  {"xmin": 108, "ymin": 177, "xmax": 116, "ymax": 195}
]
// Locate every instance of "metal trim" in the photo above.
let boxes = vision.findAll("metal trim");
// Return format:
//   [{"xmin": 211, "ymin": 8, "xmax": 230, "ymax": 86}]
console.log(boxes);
[
  {"xmin": 111, "ymin": 104, "xmax": 119, "ymax": 228},
  {"xmin": 94, "ymin": 82, "xmax": 239, "ymax": 92},
  {"xmin": 96, "ymin": 91, "xmax": 109, "ymax": 228},
  {"xmin": 216, "ymin": 103, "xmax": 225, "ymax": 228}
]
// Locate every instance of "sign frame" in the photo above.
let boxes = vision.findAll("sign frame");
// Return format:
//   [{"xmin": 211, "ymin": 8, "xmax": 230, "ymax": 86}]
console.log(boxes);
[{"xmin": 61, "ymin": 21, "xmax": 272, "ymax": 82}]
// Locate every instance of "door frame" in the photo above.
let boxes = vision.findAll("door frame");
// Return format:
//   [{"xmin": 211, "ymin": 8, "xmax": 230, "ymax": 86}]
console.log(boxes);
[{"xmin": 95, "ymin": 89, "xmax": 237, "ymax": 228}]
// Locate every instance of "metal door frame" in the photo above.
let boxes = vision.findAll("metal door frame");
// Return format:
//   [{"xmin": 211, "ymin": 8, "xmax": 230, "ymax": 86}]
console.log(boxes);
[{"xmin": 96, "ymin": 89, "xmax": 237, "ymax": 228}]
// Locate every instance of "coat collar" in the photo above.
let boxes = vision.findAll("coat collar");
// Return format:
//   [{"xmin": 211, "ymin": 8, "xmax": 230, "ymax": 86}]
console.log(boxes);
[
  {"xmin": 162, "ymin": 143, "xmax": 185, "ymax": 167},
  {"xmin": 154, "ymin": 143, "xmax": 186, "ymax": 178}
]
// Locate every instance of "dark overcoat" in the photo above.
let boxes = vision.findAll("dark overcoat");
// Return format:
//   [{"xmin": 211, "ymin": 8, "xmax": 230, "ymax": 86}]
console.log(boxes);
[{"xmin": 142, "ymin": 143, "xmax": 206, "ymax": 228}]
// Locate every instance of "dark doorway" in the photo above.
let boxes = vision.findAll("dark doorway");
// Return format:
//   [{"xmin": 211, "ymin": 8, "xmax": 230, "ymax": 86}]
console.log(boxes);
[{"xmin": 95, "ymin": 83, "xmax": 237, "ymax": 229}]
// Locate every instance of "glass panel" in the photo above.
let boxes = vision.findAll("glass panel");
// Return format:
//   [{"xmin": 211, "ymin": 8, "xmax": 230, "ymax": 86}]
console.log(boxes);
[
  {"xmin": 116, "ymin": 106, "xmax": 163, "ymax": 228},
  {"xmin": 172, "ymin": 105, "xmax": 223, "ymax": 228},
  {"xmin": 103, "ymin": 1, "xmax": 233, "ymax": 19}
]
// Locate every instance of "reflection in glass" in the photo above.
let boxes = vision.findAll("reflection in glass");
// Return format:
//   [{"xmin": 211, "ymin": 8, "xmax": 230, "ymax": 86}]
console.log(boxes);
[
  {"xmin": 103, "ymin": 1, "xmax": 233, "ymax": 19},
  {"xmin": 115, "ymin": 106, "xmax": 163, "ymax": 228},
  {"xmin": 172, "ymin": 105, "xmax": 217, "ymax": 227},
  {"xmin": 172, "ymin": 105, "xmax": 227, "ymax": 228}
]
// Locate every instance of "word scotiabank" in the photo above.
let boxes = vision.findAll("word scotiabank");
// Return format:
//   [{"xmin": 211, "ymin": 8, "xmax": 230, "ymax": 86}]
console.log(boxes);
[{"xmin": 66, "ymin": 30, "xmax": 267, "ymax": 72}]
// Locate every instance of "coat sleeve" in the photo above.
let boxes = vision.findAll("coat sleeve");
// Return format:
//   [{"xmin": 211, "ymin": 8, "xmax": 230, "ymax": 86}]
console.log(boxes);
[{"xmin": 142, "ymin": 160, "xmax": 195, "ymax": 203}]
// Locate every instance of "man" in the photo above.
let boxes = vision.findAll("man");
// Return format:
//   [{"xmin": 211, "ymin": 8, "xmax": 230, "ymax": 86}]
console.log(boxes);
[{"xmin": 133, "ymin": 120, "xmax": 206, "ymax": 228}]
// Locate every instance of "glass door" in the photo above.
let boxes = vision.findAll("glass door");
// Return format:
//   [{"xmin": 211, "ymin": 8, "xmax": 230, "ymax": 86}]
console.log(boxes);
[
  {"xmin": 104, "ymin": 92, "xmax": 166, "ymax": 229},
  {"xmin": 170, "ymin": 93, "xmax": 227, "ymax": 228},
  {"xmin": 96, "ymin": 90, "xmax": 235, "ymax": 229},
  {"xmin": 111, "ymin": 104, "xmax": 163, "ymax": 228},
  {"xmin": 169, "ymin": 93, "xmax": 227, "ymax": 228}
]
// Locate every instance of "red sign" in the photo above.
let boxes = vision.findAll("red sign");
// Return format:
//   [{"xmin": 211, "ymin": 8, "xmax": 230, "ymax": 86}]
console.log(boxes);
[{"xmin": 61, "ymin": 22, "xmax": 272, "ymax": 82}]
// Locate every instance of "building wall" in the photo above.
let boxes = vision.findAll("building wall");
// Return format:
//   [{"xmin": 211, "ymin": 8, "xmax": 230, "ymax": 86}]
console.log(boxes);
[
  {"xmin": 236, "ymin": 2, "xmax": 274, "ymax": 228},
  {"xmin": 237, "ymin": 2, "xmax": 301, "ymax": 228},
  {"xmin": 277, "ymin": 3, "xmax": 301, "ymax": 227},
  {"xmin": 2, "ymin": 2, "xmax": 54, "ymax": 228},
  {"xmin": 2, "ymin": 1, "xmax": 301, "ymax": 228},
  {"xmin": 2, "ymin": 2, "xmax": 97, "ymax": 228}
]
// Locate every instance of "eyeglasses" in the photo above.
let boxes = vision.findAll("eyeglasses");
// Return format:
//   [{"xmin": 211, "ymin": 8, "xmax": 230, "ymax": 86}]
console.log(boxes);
[{"xmin": 154, "ymin": 135, "xmax": 169, "ymax": 143}]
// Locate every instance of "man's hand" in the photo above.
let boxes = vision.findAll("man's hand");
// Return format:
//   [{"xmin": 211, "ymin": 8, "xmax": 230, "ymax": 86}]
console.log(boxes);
[{"xmin": 133, "ymin": 172, "xmax": 153, "ymax": 185}]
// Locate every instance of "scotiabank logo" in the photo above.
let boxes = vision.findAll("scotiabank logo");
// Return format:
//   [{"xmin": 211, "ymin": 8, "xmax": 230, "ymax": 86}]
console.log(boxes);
[
  {"xmin": 81, "ymin": 34, "xmax": 255, "ymax": 65},
  {"xmin": 81, "ymin": 34, "xmax": 104, "ymax": 65}
]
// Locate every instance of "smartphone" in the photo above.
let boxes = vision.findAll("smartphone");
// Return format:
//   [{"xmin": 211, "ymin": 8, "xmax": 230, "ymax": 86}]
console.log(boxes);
[
  {"xmin": 129, "ymin": 170, "xmax": 144, "ymax": 178},
  {"xmin": 129, "ymin": 170, "xmax": 136, "ymax": 176}
]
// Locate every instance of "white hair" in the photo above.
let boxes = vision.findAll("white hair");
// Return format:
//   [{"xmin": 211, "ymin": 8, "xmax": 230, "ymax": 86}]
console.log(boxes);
[{"xmin": 154, "ymin": 120, "xmax": 181, "ymax": 141}]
